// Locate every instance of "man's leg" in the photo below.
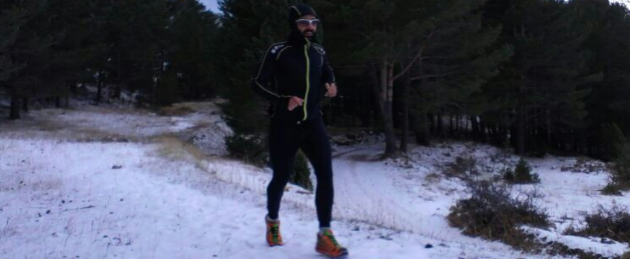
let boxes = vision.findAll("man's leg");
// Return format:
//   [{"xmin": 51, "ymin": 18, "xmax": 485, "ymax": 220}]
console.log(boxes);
[
  {"xmin": 301, "ymin": 119, "xmax": 348, "ymax": 257},
  {"xmin": 267, "ymin": 121, "xmax": 301, "ymax": 220},
  {"xmin": 300, "ymin": 119, "xmax": 334, "ymax": 228}
]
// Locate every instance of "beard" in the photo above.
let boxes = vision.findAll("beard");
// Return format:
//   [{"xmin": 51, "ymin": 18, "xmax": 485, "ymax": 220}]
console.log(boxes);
[{"xmin": 302, "ymin": 29, "xmax": 315, "ymax": 37}]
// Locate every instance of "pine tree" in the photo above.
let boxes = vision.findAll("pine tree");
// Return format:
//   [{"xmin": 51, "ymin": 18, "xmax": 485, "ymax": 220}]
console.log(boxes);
[
  {"xmin": 0, "ymin": 5, "xmax": 27, "ymax": 85},
  {"xmin": 2, "ymin": 0, "xmax": 61, "ymax": 119},
  {"xmin": 91, "ymin": 0, "xmax": 171, "ymax": 104},
  {"xmin": 405, "ymin": 0, "xmax": 511, "ymax": 149},
  {"xmin": 314, "ymin": 0, "xmax": 509, "ymax": 155},
  {"xmin": 166, "ymin": 0, "xmax": 220, "ymax": 100},
  {"xmin": 481, "ymin": 0, "xmax": 595, "ymax": 155},
  {"xmin": 569, "ymin": 0, "xmax": 630, "ymax": 156},
  {"xmin": 39, "ymin": 0, "xmax": 103, "ymax": 107},
  {"xmin": 598, "ymin": 122, "xmax": 626, "ymax": 161},
  {"xmin": 216, "ymin": 0, "xmax": 291, "ymax": 134}
]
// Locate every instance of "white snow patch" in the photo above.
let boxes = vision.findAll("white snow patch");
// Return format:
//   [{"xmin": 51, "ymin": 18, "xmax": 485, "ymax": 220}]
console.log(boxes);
[
  {"xmin": 1, "ymin": 102, "xmax": 628, "ymax": 258},
  {"xmin": 523, "ymin": 226, "xmax": 628, "ymax": 258}
]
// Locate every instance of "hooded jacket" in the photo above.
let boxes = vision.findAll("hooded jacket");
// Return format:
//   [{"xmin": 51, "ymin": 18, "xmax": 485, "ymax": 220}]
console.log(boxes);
[{"xmin": 251, "ymin": 4, "xmax": 336, "ymax": 122}]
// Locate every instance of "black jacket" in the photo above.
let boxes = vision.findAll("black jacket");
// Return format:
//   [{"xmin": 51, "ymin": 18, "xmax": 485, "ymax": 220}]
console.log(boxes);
[{"xmin": 251, "ymin": 39, "xmax": 336, "ymax": 121}]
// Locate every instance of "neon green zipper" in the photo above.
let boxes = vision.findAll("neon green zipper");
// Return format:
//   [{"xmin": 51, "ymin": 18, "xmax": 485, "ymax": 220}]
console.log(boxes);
[{"xmin": 303, "ymin": 40, "xmax": 311, "ymax": 121}]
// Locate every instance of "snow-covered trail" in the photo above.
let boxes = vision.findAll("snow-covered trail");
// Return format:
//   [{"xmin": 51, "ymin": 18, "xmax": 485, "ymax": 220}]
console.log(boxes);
[
  {"xmin": 333, "ymin": 147, "xmax": 439, "ymax": 233},
  {"xmin": 0, "ymin": 104, "xmax": 600, "ymax": 258},
  {"xmin": 204, "ymin": 148, "xmax": 538, "ymax": 259},
  {"xmin": 331, "ymin": 146, "xmax": 521, "ymax": 254},
  {"xmin": 0, "ymin": 138, "xmax": 443, "ymax": 259}
]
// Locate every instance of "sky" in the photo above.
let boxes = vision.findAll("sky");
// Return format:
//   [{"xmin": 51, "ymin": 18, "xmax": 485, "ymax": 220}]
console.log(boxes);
[
  {"xmin": 199, "ymin": 0, "xmax": 220, "ymax": 13},
  {"xmin": 196, "ymin": 0, "xmax": 630, "ymax": 14}
]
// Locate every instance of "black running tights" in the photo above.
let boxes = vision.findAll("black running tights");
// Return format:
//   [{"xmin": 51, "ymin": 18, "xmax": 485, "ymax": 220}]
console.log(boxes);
[{"xmin": 266, "ymin": 118, "xmax": 334, "ymax": 228}]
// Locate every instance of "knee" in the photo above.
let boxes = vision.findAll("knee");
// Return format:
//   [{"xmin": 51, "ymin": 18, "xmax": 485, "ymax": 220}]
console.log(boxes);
[{"xmin": 315, "ymin": 174, "xmax": 333, "ymax": 187}]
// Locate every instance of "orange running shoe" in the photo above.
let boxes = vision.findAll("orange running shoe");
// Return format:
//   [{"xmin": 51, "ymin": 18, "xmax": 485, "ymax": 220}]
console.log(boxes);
[
  {"xmin": 265, "ymin": 216, "xmax": 284, "ymax": 246},
  {"xmin": 315, "ymin": 229, "xmax": 348, "ymax": 258}
]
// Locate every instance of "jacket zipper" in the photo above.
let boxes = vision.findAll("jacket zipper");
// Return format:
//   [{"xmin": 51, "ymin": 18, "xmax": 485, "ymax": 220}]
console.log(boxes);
[{"xmin": 303, "ymin": 40, "xmax": 311, "ymax": 121}]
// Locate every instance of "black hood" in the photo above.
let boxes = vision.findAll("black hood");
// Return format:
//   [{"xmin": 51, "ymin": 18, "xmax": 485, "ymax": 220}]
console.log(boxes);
[{"xmin": 287, "ymin": 4, "xmax": 319, "ymax": 45}]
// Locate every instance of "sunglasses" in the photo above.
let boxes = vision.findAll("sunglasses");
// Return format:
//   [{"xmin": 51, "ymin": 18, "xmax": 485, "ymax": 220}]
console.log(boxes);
[{"xmin": 295, "ymin": 19, "xmax": 320, "ymax": 26}]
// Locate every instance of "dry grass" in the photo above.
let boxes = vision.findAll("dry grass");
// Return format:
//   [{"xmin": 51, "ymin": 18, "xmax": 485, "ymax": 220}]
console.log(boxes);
[
  {"xmin": 560, "ymin": 156, "xmax": 608, "ymax": 174},
  {"xmin": 153, "ymin": 135, "xmax": 207, "ymax": 170},
  {"xmin": 0, "ymin": 115, "xmax": 64, "ymax": 133},
  {"xmin": 158, "ymin": 105, "xmax": 195, "ymax": 117},
  {"xmin": 158, "ymin": 102, "xmax": 219, "ymax": 117},
  {"xmin": 423, "ymin": 172, "xmax": 442, "ymax": 184},
  {"xmin": 443, "ymin": 156, "xmax": 479, "ymax": 179},
  {"xmin": 30, "ymin": 119, "xmax": 65, "ymax": 132},
  {"xmin": 187, "ymin": 121, "xmax": 212, "ymax": 131},
  {"xmin": 564, "ymin": 204, "xmax": 630, "ymax": 244},
  {"xmin": 0, "ymin": 169, "xmax": 63, "ymax": 194}
]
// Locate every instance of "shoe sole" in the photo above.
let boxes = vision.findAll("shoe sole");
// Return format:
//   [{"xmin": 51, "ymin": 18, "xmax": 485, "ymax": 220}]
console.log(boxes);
[{"xmin": 316, "ymin": 248, "xmax": 349, "ymax": 258}]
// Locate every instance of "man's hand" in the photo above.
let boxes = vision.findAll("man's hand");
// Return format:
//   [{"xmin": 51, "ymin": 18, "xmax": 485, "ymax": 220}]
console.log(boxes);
[
  {"xmin": 325, "ymin": 83, "xmax": 337, "ymax": 98},
  {"xmin": 288, "ymin": 96, "xmax": 304, "ymax": 111}
]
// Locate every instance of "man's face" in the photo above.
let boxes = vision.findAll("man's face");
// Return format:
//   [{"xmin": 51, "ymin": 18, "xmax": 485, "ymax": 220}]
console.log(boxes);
[{"xmin": 296, "ymin": 14, "xmax": 318, "ymax": 38}]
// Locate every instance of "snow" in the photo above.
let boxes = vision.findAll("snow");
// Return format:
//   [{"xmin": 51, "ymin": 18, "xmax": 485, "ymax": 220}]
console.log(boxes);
[
  {"xmin": 611, "ymin": 0, "xmax": 630, "ymax": 7},
  {"xmin": 1, "ymin": 101, "xmax": 628, "ymax": 259},
  {"xmin": 522, "ymin": 227, "xmax": 628, "ymax": 258}
]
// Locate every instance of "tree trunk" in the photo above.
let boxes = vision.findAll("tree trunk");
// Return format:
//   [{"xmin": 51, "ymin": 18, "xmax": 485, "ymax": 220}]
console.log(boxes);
[
  {"xmin": 399, "ymin": 72, "xmax": 411, "ymax": 153},
  {"xmin": 516, "ymin": 105, "xmax": 526, "ymax": 155},
  {"xmin": 464, "ymin": 115, "xmax": 469, "ymax": 136},
  {"xmin": 517, "ymin": 76, "xmax": 529, "ymax": 155},
  {"xmin": 380, "ymin": 61, "xmax": 397, "ymax": 156},
  {"xmin": 449, "ymin": 115, "xmax": 454, "ymax": 137},
  {"xmin": 413, "ymin": 111, "xmax": 431, "ymax": 146},
  {"xmin": 546, "ymin": 108, "xmax": 552, "ymax": 147},
  {"xmin": 456, "ymin": 115, "xmax": 460, "ymax": 136},
  {"xmin": 96, "ymin": 78, "xmax": 103, "ymax": 104},
  {"xmin": 361, "ymin": 84, "xmax": 371, "ymax": 127},
  {"xmin": 369, "ymin": 66, "xmax": 381, "ymax": 128},
  {"xmin": 437, "ymin": 113, "xmax": 444, "ymax": 138},
  {"xmin": 10, "ymin": 90, "xmax": 20, "ymax": 120},
  {"xmin": 471, "ymin": 116, "xmax": 480, "ymax": 141},
  {"xmin": 22, "ymin": 97, "xmax": 29, "ymax": 113},
  {"xmin": 70, "ymin": 81, "xmax": 79, "ymax": 95},
  {"xmin": 114, "ymin": 50, "xmax": 122, "ymax": 99}
]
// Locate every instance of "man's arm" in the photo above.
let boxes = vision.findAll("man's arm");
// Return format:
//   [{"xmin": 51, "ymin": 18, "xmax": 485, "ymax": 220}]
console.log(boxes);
[
  {"xmin": 322, "ymin": 53, "xmax": 336, "ymax": 85},
  {"xmin": 251, "ymin": 45, "xmax": 291, "ymax": 105},
  {"xmin": 322, "ymin": 54, "xmax": 337, "ymax": 98}
]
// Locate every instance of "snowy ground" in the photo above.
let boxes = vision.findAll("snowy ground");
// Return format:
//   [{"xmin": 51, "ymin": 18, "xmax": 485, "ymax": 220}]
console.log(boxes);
[{"xmin": 0, "ymin": 101, "xmax": 628, "ymax": 259}]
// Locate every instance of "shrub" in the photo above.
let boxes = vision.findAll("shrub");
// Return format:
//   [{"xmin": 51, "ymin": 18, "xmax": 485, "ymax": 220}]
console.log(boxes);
[
  {"xmin": 505, "ymin": 158, "xmax": 540, "ymax": 184},
  {"xmin": 445, "ymin": 156, "xmax": 479, "ymax": 178},
  {"xmin": 565, "ymin": 204, "xmax": 630, "ymax": 244},
  {"xmin": 448, "ymin": 181, "xmax": 549, "ymax": 249},
  {"xmin": 226, "ymin": 135, "xmax": 313, "ymax": 191},
  {"xmin": 598, "ymin": 123, "xmax": 626, "ymax": 162},
  {"xmin": 290, "ymin": 150, "xmax": 313, "ymax": 191},
  {"xmin": 603, "ymin": 144, "xmax": 630, "ymax": 195},
  {"xmin": 155, "ymin": 72, "xmax": 180, "ymax": 106},
  {"xmin": 612, "ymin": 144, "xmax": 630, "ymax": 186},
  {"xmin": 601, "ymin": 182, "xmax": 623, "ymax": 196},
  {"xmin": 225, "ymin": 134, "xmax": 267, "ymax": 166},
  {"xmin": 502, "ymin": 167, "xmax": 515, "ymax": 182}
]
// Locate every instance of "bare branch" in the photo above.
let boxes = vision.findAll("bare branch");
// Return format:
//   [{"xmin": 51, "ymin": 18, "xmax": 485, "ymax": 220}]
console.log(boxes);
[{"xmin": 410, "ymin": 70, "xmax": 464, "ymax": 81}]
